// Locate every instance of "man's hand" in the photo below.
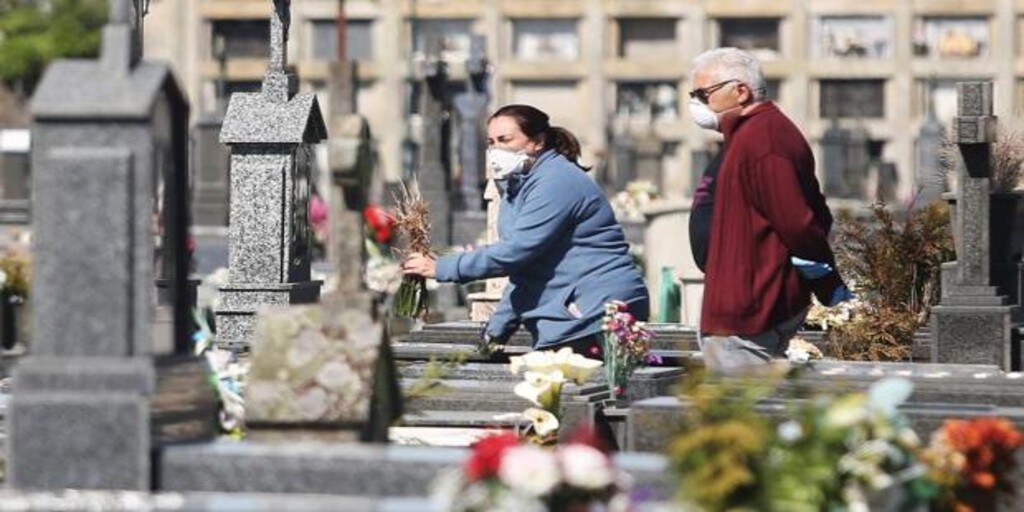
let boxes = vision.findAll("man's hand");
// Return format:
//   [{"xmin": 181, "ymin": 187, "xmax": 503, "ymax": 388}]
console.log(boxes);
[{"xmin": 402, "ymin": 252, "xmax": 437, "ymax": 278}]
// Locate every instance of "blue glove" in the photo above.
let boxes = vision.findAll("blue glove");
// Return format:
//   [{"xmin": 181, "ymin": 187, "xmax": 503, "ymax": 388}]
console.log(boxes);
[
  {"xmin": 829, "ymin": 284, "xmax": 856, "ymax": 307},
  {"xmin": 790, "ymin": 256, "xmax": 834, "ymax": 280}
]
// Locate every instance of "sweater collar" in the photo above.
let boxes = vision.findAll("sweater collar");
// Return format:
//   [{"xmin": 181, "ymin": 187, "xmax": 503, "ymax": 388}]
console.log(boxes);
[{"xmin": 720, "ymin": 101, "xmax": 777, "ymax": 141}]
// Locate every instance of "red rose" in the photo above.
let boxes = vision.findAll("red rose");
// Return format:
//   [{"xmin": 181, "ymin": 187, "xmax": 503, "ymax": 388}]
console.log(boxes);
[
  {"xmin": 464, "ymin": 433, "xmax": 520, "ymax": 481},
  {"xmin": 363, "ymin": 204, "xmax": 396, "ymax": 244}
]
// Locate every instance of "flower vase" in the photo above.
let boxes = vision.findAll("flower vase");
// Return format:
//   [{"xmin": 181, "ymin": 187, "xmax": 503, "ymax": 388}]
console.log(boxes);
[{"xmin": 601, "ymin": 333, "xmax": 624, "ymax": 398}]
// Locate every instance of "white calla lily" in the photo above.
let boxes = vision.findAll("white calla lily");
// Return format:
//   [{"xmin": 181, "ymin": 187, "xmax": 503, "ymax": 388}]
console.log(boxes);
[
  {"xmin": 560, "ymin": 353, "xmax": 603, "ymax": 385},
  {"xmin": 524, "ymin": 407, "xmax": 560, "ymax": 436}
]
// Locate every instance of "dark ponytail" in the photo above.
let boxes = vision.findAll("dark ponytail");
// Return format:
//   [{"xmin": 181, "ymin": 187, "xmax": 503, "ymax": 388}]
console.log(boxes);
[
  {"xmin": 489, "ymin": 104, "xmax": 591, "ymax": 171},
  {"xmin": 545, "ymin": 126, "xmax": 590, "ymax": 171}
]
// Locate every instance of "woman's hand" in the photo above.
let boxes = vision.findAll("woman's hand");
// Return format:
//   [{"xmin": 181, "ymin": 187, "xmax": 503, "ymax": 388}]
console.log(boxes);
[{"xmin": 402, "ymin": 253, "xmax": 437, "ymax": 279}]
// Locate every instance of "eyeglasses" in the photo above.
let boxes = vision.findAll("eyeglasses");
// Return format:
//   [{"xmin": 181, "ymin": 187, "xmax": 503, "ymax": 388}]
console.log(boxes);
[{"xmin": 688, "ymin": 79, "xmax": 739, "ymax": 104}]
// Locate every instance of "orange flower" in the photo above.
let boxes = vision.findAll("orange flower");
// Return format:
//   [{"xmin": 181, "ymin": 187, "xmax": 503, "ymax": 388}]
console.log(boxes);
[{"xmin": 969, "ymin": 471, "xmax": 996, "ymax": 489}]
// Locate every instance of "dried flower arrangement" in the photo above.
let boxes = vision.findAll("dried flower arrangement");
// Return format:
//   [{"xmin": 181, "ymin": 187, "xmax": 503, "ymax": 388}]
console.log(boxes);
[{"xmin": 391, "ymin": 183, "xmax": 434, "ymax": 318}]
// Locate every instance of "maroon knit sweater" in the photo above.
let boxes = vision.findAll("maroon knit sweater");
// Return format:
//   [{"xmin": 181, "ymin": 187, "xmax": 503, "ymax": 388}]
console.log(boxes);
[{"xmin": 700, "ymin": 102, "xmax": 843, "ymax": 336}]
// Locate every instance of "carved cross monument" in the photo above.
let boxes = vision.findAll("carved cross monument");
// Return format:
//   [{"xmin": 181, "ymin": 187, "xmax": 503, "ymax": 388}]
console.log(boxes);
[{"xmin": 931, "ymin": 82, "xmax": 1021, "ymax": 370}]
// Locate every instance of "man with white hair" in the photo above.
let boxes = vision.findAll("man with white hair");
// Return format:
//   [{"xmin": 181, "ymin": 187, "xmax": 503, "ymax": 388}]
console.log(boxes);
[{"xmin": 686, "ymin": 48, "xmax": 848, "ymax": 375}]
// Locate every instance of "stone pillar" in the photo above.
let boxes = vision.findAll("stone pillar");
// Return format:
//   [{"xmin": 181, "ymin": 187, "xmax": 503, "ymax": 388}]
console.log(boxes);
[
  {"xmin": 8, "ymin": 0, "xmax": 212, "ymax": 490},
  {"xmin": 214, "ymin": 0, "xmax": 327, "ymax": 349},
  {"xmin": 931, "ymin": 81, "xmax": 1021, "ymax": 370}
]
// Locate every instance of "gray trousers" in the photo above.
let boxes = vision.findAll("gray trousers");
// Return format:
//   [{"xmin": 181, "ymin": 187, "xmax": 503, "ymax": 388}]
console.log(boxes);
[{"xmin": 698, "ymin": 308, "xmax": 808, "ymax": 376}]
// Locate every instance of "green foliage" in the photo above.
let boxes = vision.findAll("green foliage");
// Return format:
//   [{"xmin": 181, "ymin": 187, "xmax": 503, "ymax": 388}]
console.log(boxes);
[
  {"xmin": 670, "ymin": 371, "xmax": 777, "ymax": 511},
  {"xmin": 0, "ymin": 0, "xmax": 107, "ymax": 92},
  {"xmin": 828, "ymin": 201, "xmax": 955, "ymax": 360},
  {"xmin": 402, "ymin": 351, "xmax": 467, "ymax": 400}
]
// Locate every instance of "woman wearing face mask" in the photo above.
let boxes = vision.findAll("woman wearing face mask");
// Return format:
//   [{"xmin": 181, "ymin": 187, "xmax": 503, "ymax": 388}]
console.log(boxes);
[{"xmin": 402, "ymin": 104, "xmax": 649, "ymax": 357}]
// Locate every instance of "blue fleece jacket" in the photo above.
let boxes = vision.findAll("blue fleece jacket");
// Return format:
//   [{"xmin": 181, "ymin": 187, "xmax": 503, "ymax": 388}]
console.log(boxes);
[{"xmin": 435, "ymin": 149, "xmax": 649, "ymax": 348}]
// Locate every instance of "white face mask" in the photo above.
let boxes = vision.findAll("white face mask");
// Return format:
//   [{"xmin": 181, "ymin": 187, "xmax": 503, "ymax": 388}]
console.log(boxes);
[
  {"xmin": 687, "ymin": 98, "xmax": 720, "ymax": 131},
  {"xmin": 487, "ymin": 148, "xmax": 532, "ymax": 180}
]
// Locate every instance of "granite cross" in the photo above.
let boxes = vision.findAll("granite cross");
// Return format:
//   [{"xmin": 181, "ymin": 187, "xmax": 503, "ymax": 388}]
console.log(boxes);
[{"xmin": 265, "ymin": 0, "xmax": 292, "ymax": 102}]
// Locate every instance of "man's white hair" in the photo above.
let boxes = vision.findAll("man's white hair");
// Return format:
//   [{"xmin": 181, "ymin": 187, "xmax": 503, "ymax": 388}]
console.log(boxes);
[{"xmin": 690, "ymin": 47, "xmax": 767, "ymax": 102}]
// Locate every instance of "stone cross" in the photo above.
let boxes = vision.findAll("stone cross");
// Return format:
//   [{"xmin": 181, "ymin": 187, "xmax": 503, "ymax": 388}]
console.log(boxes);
[
  {"xmin": 264, "ymin": 0, "xmax": 292, "ymax": 103},
  {"xmin": 215, "ymin": 0, "xmax": 327, "ymax": 349},
  {"xmin": 949, "ymin": 82, "xmax": 998, "ymax": 291},
  {"xmin": 931, "ymin": 81, "xmax": 1020, "ymax": 370}
]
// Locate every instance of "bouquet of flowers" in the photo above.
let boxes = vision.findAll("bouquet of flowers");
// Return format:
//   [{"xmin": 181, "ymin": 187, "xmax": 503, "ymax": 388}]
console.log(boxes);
[
  {"xmin": 391, "ymin": 183, "xmax": 434, "ymax": 318},
  {"xmin": 921, "ymin": 417, "xmax": 1023, "ymax": 511},
  {"xmin": 601, "ymin": 301, "xmax": 659, "ymax": 398},
  {"xmin": 431, "ymin": 431, "xmax": 632, "ymax": 512},
  {"xmin": 507, "ymin": 347, "xmax": 602, "ymax": 444},
  {"xmin": 671, "ymin": 374, "xmax": 936, "ymax": 511},
  {"xmin": 192, "ymin": 308, "xmax": 247, "ymax": 438}
]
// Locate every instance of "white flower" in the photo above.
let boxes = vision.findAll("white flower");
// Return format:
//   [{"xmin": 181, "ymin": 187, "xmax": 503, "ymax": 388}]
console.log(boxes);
[
  {"xmin": 786, "ymin": 347, "xmax": 811, "ymax": 363},
  {"xmin": 0, "ymin": 269, "xmax": 8, "ymax": 288},
  {"xmin": 558, "ymin": 444, "xmax": 615, "ymax": 490},
  {"xmin": 514, "ymin": 370, "xmax": 565, "ymax": 408},
  {"xmin": 777, "ymin": 420, "xmax": 803, "ymax": 443},
  {"xmin": 826, "ymin": 395, "xmax": 868, "ymax": 428},
  {"xmin": 510, "ymin": 351, "xmax": 556, "ymax": 375},
  {"xmin": 523, "ymin": 407, "xmax": 560, "ymax": 437},
  {"xmin": 785, "ymin": 337, "xmax": 822, "ymax": 363},
  {"xmin": 499, "ymin": 445, "xmax": 561, "ymax": 496},
  {"xmin": 552, "ymin": 347, "xmax": 603, "ymax": 384}
]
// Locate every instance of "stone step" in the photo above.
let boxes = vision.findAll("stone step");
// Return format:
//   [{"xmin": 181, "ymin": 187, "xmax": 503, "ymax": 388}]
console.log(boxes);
[
  {"xmin": 391, "ymin": 340, "xmax": 695, "ymax": 369},
  {"xmin": 399, "ymin": 410, "xmax": 527, "ymax": 429},
  {"xmin": 402, "ymin": 321, "xmax": 699, "ymax": 351},
  {"xmin": 399, "ymin": 322, "xmax": 933, "ymax": 361}
]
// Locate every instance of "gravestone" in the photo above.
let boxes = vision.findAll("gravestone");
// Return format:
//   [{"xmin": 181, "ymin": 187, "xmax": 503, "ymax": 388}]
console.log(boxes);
[
  {"xmin": 214, "ymin": 0, "xmax": 327, "ymax": 350},
  {"xmin": 451, "ymin": 35, "xmax": 489, "ymax": 247},
  {"xmin": 931, "ymin": 82, "xmax": 1022, "ymax": 370},
  {"xmin": 8, "ymin": 0, "xmax": 215, "ymax": 490},
  {"xmin": 244, "ymin": 295, "xmax": 401, "ymax": 443}
]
